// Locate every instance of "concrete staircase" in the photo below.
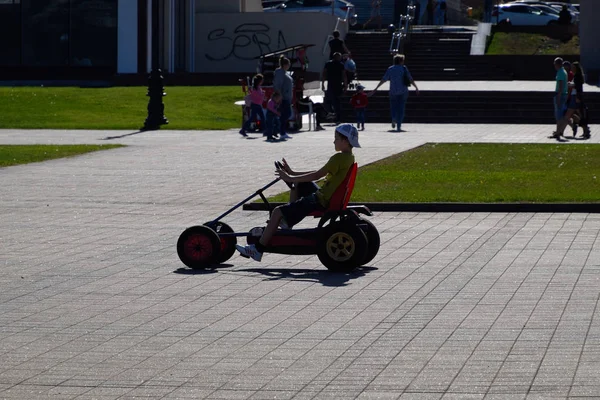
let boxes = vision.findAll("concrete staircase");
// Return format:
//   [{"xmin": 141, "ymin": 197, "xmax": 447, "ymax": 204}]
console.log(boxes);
[
  {"xmin": 404, "ymin": 31, "xmax": 512, "ymax": 80},
  {"xmin": 345, "ymin": 30, "xmax": 513, "ymax": 81},
  {"xmin": 345, "ymin": 31, "xmax": 394, "ymax": 81}
]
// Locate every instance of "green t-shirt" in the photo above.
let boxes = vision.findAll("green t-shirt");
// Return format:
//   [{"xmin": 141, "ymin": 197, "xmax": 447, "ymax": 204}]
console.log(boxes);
[
  {"xmin": 316, "ymin": 152, "xmax": 355, "ymax": 208},
  {"xmin": 556, "ymin": 68, "xmax": 568, "ymax": 95}
]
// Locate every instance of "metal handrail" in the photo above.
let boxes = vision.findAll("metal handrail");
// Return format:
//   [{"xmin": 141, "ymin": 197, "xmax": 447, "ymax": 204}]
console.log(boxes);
[
  {"xmin": 322, "ymin": 6, "xmax": 356, "ymax": 56},
  {"xmin": 389, "ymin": 3, "xmax": 416, "ymax": 55}
]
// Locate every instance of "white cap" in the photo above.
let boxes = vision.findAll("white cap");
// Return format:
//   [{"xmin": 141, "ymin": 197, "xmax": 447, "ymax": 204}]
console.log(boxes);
[{"xmin": 335, "ymin": 123, "xmax": 361, "ymax": 148}]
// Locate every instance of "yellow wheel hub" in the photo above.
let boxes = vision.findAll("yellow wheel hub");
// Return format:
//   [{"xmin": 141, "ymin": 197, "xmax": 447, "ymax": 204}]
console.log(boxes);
[{"xmin": 326, "ymin": 232, "xmax": 355, "ymax": 262}]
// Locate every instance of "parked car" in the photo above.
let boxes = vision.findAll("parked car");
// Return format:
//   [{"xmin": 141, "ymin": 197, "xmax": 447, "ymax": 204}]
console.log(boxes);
[
  {"xmin": 492, "ymin": 3, "xmax": 560, "ymax": 26},
  {"xmin": 264, "ymin": 0, "xmax": 357, "ymax": 23},
  {"xmin": 262, "ymin": 0, "xmax": 285, "ymax": 8},
  {"xmin": 511, "ymin": 0, "xmax": 579, "ymax": 21}
]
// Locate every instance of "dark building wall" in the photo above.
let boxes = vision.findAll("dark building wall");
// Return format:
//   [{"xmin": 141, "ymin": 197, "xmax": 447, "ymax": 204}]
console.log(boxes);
[
  {"xmin": 580, "ymin": 0, "xmax": 600, "ymax": 83},
  {"xmin": 0, "ymin": 0, "xmax": 118, "ymax": 69}
]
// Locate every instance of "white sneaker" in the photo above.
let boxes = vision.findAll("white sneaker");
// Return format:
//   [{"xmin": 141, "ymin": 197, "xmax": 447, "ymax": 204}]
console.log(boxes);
[
  {"xmin": 236, "ymin": 244, "xmax": 263, "ymax": 262},
  {"xmin": 280, "ymin": 133, "xmax": 292, "ymax": 139}
]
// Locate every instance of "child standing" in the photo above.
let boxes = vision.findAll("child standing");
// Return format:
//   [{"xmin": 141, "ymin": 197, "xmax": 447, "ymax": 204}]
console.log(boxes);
[
  {"xmin": 350, "ymin": 84, "xmax": 368, "ymax": 130},
  {"xmin": 265, "ymin": 92, "xmax": 282, "ymax": 142},
  {"xmin": 240, "ymin": 74, "xmax": 265, "ymax": 137},
  {"xmin": 236, "ymin": 124, "xmax": 361, "ymax": 262}
]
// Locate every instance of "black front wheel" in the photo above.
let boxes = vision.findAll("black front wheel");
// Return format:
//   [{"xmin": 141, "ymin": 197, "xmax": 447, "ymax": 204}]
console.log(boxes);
[
  {"xmin": 177, "ymin": 226, "xmax": 221, "ymax": 269},
  {"xmin": 205, "ymin": 221, "xmax": 237, "ymax": 263}
]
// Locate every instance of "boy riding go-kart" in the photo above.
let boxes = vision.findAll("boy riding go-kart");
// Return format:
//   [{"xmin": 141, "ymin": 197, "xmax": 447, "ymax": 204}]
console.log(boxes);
[{"xmin": 177, "ymin": 124, "xmax": 380, "ymax": 272}]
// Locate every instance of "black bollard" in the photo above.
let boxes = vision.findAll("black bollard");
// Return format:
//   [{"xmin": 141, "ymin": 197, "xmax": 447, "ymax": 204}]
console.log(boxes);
[{"xmin": 142, "ymin": 0, "xmax": 168, "ymax": 131}]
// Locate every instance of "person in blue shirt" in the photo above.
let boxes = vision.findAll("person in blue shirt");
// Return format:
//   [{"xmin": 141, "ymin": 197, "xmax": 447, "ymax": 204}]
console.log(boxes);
[
  {"xmin": 552, "ymin": 57, "xmax": 568, "ymax": 139},
  {"xmin": 368, "ymin": 54, "xmax": 420, "ymax": 132}
]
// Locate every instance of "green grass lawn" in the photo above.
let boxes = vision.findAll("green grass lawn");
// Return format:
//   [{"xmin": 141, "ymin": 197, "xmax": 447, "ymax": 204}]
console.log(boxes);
[
  {"xmin": 486, "ymin": 32, "xmax": 579, "ymax": 55},
  {"xmin": 269, "ymin": 143, "xmax": 600, "ymax": 203},
  {"xmin": 0, "ymin": 144, "xmax": 125, "ymax": 167},
  {"xmin": 0, "ymin": 86, "xmax": 242, "ymax": 130}
]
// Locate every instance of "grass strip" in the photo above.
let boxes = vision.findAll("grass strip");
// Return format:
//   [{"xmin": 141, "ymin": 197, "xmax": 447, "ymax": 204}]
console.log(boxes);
[
  {"xmin": 0, "ymin": 144, "xmax": 125, "ymax": 167},
  {"xmin": 268, "ymin": 143, "xmax": 600, "ymax": 203},
  {"xmin": 486, "ymin": 32, "xmax": 579, "ymax": 55},
  {"xmin": 0, "ymin": 86, "xmax": 242, "ymax": 130}
]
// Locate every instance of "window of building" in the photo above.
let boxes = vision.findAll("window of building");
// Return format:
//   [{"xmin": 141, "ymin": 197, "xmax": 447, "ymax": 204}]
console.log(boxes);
[
  {"xmin": 0, "ymin": 0, "xmax": 22, "ymax": 66},
  {"xmin": 0, "ymin": 0, "xmax": 118, "ymax": 68}
]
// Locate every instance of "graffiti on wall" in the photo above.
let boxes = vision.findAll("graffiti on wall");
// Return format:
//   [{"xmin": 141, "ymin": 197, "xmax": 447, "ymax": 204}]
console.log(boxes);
[{"xmin": 205, "ymin": 23, "xmax": 288, "ymax": 61}]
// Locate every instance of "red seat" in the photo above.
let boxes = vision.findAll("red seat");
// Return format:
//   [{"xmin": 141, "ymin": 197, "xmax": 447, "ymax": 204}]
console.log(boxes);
[{"xmin": 309, "ymin": 162, "xmax": 358, "ymax": 217}]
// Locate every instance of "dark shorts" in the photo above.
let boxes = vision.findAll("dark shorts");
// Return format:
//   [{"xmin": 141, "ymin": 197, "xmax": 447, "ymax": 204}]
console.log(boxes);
[{"xmin": 280, "ymin": 182, "xmax": 325, "ymax": 228}]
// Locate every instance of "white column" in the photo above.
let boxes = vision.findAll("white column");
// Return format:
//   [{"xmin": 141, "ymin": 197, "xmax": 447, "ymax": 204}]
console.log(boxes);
[{"xmin": 117, "ymin": 0, "xmax": 138, "ymax": 73}]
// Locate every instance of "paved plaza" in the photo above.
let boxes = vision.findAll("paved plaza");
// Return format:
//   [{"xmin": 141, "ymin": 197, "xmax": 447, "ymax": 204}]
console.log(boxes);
[{"xmin": 1, "ymin": 123, "xmax": 599, "ymax": 399}]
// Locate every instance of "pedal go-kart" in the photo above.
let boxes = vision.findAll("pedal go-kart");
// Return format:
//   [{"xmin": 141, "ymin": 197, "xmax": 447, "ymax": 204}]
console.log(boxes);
[{"xmin": 177, "ymin": 162, "xmax": 380, "ymax": 272}]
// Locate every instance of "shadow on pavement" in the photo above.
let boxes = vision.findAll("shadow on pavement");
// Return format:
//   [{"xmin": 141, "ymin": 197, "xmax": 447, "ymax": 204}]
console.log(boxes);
[
  {"xmin": 173, "ymin": 264, "xmax": 235, "ymax": 275},
  {"xmin": 100, "ymin": 130, "xmax": 145, "ymax": 140},
  {"xmin": 238, "ymin": 266, "xmax": 378, "ymax": 286}
]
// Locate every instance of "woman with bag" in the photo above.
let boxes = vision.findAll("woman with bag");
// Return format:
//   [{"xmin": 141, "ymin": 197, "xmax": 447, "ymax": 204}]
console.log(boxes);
[
  {"xmin": 571, "ymin": 62, "xmax": 591, "ymax": 139},
  {"xmin": 368, "ymin": 54, "xmax": 419, "ymax": 132},
  {"xmin": 555, "ymin": 62, "xmax": 591, "ymax": 139}
]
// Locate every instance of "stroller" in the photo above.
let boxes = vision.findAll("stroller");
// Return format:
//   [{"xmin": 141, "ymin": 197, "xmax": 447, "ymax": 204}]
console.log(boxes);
[{"xmin": 343, "ymin": 54, "xmax": 359, "ymax": 90}]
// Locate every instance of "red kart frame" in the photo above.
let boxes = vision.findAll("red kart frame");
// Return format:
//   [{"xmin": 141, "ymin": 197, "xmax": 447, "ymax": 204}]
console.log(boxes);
[{"xmin": 177, "ymin": 163, "xmax": 380, "ymax": 272}]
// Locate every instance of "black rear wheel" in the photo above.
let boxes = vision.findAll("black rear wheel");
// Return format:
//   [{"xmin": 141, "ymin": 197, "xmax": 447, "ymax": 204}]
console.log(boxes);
[
  {"xmin": 318, "ymin": 222, "xmax": 368, "ymax": 273},
  {"xmin": 360, "ymin": 219, "xmax": 380, "ymax": 266},
  {"xmin": 177, "ymin": 226, "xmax": 221, "ymax": 269}
]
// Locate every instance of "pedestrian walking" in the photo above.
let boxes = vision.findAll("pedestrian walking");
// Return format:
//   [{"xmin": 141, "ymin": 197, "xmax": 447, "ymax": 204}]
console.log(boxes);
[
  {"xmin": 437, "ymin": 0, "xmax": 447, "ymax": 25},
  {"xmin": 363, "ymin": 0, "xmax": 383, "ymax": 29},
  {"xmin": 350, "ymin": 84, "xmax": 368, "ymax": 130},
  {"xmin": 265, "ymin": 92, "xmax": 282, "ymax": 142},
  {"xmin": 239, "ymin": 74, "xmax": 265, "ymax": 137},
  {"xmin": 557, "ymin": 61, "xmax": 591, "ymax": 139},
  {"xmin": 368, "ymin": 54, "xmax": 420, "ymax": 132},
  {"xmin": 558, "ymin": 5, "xmax": 571, "ymax": 25},
  {"xmin": 328, "ymin": 31, "xmax": 350, "ymax": 61},
  {"xmin": 426, "ymin": 0, "xmax": 437, "ymax": 25},
  {"xmin": 322, "ymin": 52, "xmax": 348, "ymax": 125},
  {"xmin": 551, "ymin": 57, "xmax": 568, "ymax": 139},
  {"xmin": 273, "ymin": 56, "xmax": 294, "ymax": 140},
  {"xmin": 484, "ymin": 0, "xmax": 494, "ymax": 23}
]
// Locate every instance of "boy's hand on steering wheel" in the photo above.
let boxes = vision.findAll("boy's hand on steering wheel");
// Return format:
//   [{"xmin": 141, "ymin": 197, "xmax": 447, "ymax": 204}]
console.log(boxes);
[
  {"xmin": 281, "ymin": 158, "xmax": 293, "ymax": 174},
  {"xmin": 276, "ymin": 169, "xmax": 291, "ymax": 181}
]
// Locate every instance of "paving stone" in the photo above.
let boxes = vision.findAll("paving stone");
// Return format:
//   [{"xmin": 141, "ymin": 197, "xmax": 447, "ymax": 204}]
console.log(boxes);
[{"xmin": 1, "ymin": 123, "xmax": 599, "ymax": 399}]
